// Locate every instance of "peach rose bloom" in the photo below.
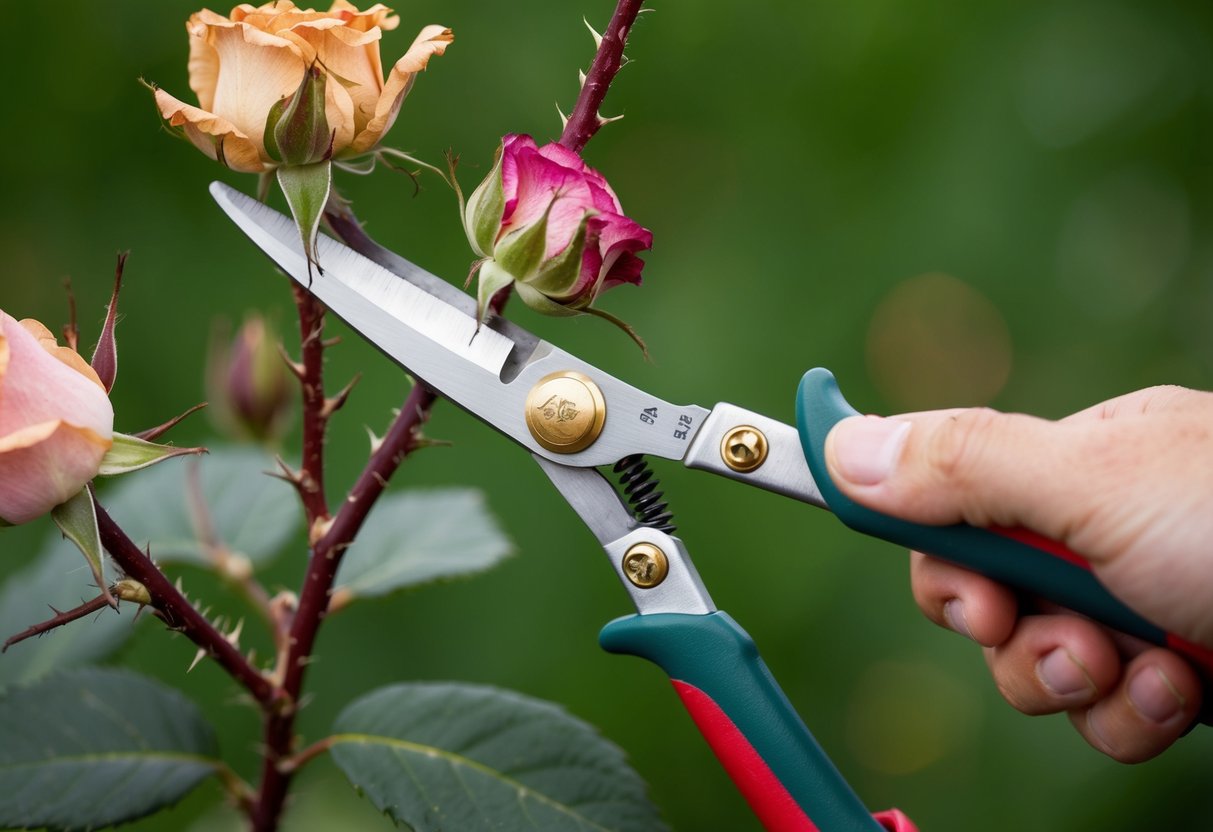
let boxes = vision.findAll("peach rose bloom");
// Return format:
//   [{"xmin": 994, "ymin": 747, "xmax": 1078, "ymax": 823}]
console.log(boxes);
[
  {"xmin": 0, "ymin": 312, "xmax": 114, "ymax": 525},
  {"xmin": 154, "ymin": 1, "xmax": 452, "ymax": 173}
]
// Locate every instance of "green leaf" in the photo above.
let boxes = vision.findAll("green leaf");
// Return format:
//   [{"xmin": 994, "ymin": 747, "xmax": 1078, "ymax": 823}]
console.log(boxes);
[
  {"xmin": 278, "ymin": 160, "xmax": 333, "ymax": 275},
  {"xmin": 333, "ymin": 489, "xmax": 511, "ymax": 602},
  {"xmin": 0, "ymin": 536, "xmax": 134, "ymax": 688},
  {"xmin": 100, "ymin": 446, "xmax": 298, "ymax": 568},
  {"xmin": 50, "ymin": 488, "xmax": 112, "ymax": 606},
  {"xmin": 0, "ymin": 667, "xmax": 221, "ymax": 831},
  {"xmin": 330, "ymin": 682, "xmax": 667, "ymax": 832},
  {"xmin": 98, "ymin": 431, "xmax": 206, "ymax": 476}
]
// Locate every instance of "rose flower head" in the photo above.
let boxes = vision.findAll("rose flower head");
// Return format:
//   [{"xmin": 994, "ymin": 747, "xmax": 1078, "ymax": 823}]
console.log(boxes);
[
  {"xmin": 462, "ymin": 134, "xmax": 652, "ymax": 352},
  {"xmin": 153, "ymin": 2, "xmax": 452, "ymax": 173},
  {"xmin": 0, "ymin": 311, "xmax": 114, "ymax": 525},
  {"xmin": 152, "ymin": 2, "xmax": 452, "ymax": 272}
]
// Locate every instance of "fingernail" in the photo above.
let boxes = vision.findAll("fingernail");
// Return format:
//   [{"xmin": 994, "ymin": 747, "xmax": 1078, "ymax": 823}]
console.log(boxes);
[
  {"xmin": 942, "ymin": 599, "xmax": 975, "ymax": 641},
  {"xmin": 1128, "ymin": 667, "xmax": 1184, "ymax": 724},
  {"xmin": 829, "ymin": 416, "xmax": 912, "ymax": 486},
  {"xmin": 1037, "ymin": 648, "xmax": 1095, "ymax": 698}
]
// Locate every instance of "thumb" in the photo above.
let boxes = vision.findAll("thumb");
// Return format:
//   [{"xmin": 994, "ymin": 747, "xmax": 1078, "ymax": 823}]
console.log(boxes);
[
  {"xmin": 823, "ymin": 408, "xmax": 1097, "ymax": 541},
  {"xmin": 824, "ymin": 403, "xmax": 1213, "ymax": 645}
]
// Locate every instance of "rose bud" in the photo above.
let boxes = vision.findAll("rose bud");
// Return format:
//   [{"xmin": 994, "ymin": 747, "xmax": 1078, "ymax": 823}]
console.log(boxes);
[
  {"xmin": 208, "ymin": 316, "xmax": 291, "ymax": 442},
  {"xmin": 462, "ymin": 134, "xmax": 652, "ymax": 350},
  {"xmin": 152, "ymin": 2, "xmax": 452, "ymax": 174},
  {"xmin": 0, "ymin": 311, "xmax": 114, "ymax": 525}
]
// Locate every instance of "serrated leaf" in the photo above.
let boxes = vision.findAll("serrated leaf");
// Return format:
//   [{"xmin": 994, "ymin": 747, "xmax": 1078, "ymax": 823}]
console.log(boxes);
[
  {"xmin": 100, "ymin": 446, "xmax": 298, "ymax": 567},
  {"xmin": 331, "ymin": 682, "xmax": 666, "ymax": 832},
  {"xmin": 50, "ymin": 487, "xmax": 111, "ymax": 606},
  {"xmin": 0, "ymin": 667, "xmax": 221, "ymax": 830},
  {"xmin": 333, "ymin": 489, "xmax": 511, "ymax": 602},
  {"xmin": 98, "ymin": 431, "xmax": 205, "ymax": 475},
  {"xmin": 0, "ymin": 536, "xmax": 134, "ymax": 688}
]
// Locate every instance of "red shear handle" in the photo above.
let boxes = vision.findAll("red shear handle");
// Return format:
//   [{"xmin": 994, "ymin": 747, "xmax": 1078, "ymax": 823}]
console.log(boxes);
[
  {"xmin": 674, "ymin": 680, "xmax": 918, "ymax": 832},
  {"xmin": 600, "ymin": 612, "xmax": 917, "ymax": 832}
]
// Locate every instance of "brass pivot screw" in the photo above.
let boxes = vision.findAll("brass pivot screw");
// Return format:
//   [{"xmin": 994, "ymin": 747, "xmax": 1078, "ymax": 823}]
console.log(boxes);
[
  {"xmin": 622, "ymin": 543, "xmax": 669, "ymax": 588},
  {"xmin": 721, "ymin": 425, "xmax": 768, "ymax": 473},
  {"xmin": 524, "ymin": 371, "xmax": 607, "ymax": 454}
]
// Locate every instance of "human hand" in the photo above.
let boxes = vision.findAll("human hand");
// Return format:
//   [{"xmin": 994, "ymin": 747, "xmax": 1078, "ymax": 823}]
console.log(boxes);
[{"xmin": 824, "ymin": 385, "xmax": 1213, "ymax": 761}]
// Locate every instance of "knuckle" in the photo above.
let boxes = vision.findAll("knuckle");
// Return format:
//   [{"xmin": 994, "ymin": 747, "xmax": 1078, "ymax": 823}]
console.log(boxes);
[{"xmin": 924, "ymin": 408, "xmax": 1001, "ymax": 486}]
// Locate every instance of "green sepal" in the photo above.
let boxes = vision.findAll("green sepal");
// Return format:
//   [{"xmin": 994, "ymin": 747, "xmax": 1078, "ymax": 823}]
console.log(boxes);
[
  {"xmin": 278, "ymin": 160, "xmax": 333, "ymax": 278},
  {"xmin": 50, "ymin": 488, "xmax": 114, "ymax": 607},
  {"xmin": 268, "ymin": 64, "xmax": 333, "ymax": 167},
  {"xmin": 494, "ymin": 202, "xmax": 553, "ymax": 282},
  {"xmin": 514, "ymin": 284, "xmax": 650, "ymax": 358},
  {"xmin": 475, "ymin": 259, "xmax": 517, "ymax": 327},
  {"xmin": 462, "ymin": 146, "xmax": 505, "ymax": 258},
  {"xmin": 98, "ymin": 431, "xmax": 206, "ymax": 476},
  {"xmin": 527, "ymin": 213, "xmax": 591, "ymax": 298},
  {"xmin": 513, "ymin": 282, "xmax": 583, "ymax": 318}
]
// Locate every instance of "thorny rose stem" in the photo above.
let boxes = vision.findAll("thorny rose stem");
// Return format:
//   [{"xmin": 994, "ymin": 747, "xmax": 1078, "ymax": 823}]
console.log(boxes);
[
  {"xmin": 250, "ymin": 380, "xmax": 437, "ymax": 830},
  {"xmin": 251, "ymin": 1, "xmax": 648, "ymax": 826},
  {"xmin": 559, "ymin": 0, "xmax": 645, "ymax": 153},
  {"xmin": 94, "ymin": 499, "xmax": 278, "ymax": 706}
]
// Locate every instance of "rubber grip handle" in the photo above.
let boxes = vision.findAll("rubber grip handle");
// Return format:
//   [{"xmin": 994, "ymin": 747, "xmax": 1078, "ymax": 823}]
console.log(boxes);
[
  {"xmin": 796, "ymin": 367, "xmax": 1213, "ymax": 680},
  {"xmin": 600, "ymin": 611, "xmax": 916, "ymax": 832}
]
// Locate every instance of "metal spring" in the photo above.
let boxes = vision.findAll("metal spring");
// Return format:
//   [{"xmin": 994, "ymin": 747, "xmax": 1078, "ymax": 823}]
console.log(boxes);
[{"xmin": 613, "ymin": 455, "xmax": 677, "ymax": 534}]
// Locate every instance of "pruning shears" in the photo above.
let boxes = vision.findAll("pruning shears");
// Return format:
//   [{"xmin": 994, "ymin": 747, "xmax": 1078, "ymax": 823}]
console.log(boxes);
[{"xmin": 211, "ymin": 182, "xmax": 1212, "ymax": 832}]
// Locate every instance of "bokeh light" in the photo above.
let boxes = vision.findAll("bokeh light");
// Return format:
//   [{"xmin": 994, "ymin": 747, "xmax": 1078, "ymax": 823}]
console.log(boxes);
[{"xmin": 865, "ymin": 273, "xmax": 1013, "ymax": 412}]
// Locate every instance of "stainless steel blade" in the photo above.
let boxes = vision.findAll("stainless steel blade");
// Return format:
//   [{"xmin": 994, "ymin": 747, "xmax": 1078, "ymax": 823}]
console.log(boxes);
[{"xmin": 210, "ymin": 181, "xmax": 710, "ymax": 467}]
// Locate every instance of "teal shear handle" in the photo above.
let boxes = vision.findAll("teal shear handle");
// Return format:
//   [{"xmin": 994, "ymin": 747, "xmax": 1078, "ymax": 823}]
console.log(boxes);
[
  {"xmin": 796, "ymin": 368, "xmax": 1213, "ymax": 682},
  {"xmin": 601, "ymin": 612, "xmax": 915, "ymax": 832}
]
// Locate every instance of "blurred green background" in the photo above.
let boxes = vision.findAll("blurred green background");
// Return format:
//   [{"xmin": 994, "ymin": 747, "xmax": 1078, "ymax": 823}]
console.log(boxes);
[{"xmin": 3, "ymin": 0, "xmax": 1213, "ymax": 829}]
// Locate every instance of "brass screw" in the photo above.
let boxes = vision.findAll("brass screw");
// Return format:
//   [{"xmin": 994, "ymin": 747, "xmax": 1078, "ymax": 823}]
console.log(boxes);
[
  {"xmin": 622, "ymin": 543, "xmax": 669, "ymax": 588},
  {"xmin": 720, "ymin": 425, "xmax": 768, "ymax": 473},
  {"xmin": 524, "ymin": 371, "xmax": 607, "ymax": 454}
]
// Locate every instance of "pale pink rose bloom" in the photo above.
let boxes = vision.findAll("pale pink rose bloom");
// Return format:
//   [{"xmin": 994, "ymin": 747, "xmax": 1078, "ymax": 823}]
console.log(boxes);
[{"xmin": 0, "ymin": 312, "xmax": 114, "ymax": 524}]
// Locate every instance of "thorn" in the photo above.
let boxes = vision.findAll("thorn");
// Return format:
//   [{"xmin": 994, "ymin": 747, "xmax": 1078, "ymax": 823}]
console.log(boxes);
[
  {"xmin": 309, "ymin": 515, "xmax": 334, "ymax": 546},
  {"xmin": 597, "ymin": 112, "xmax": 625, "ymax": 127},
  {"xmin": 187, "ymin": 646, "xmax": 207, "ymax": 673},
  {"xmin": 271, "ymin": 457, "xmax": 305, "ymax": 486},
  {"xmin": 583, "ymin": 16, "xmax": 603, "ymax": 48},
  {"xmin": 321, "ymin": 335, "xmax": 342, "ymax": 349},
  {"xmin": 321, "ymin": 373, "xmax": 361, "ymax": 419},
  {"xmin": 276, "ymin": 342, "xmax": 305, "ymax": 380},
  {"xmin": 174, "ymin": 576, "xmax": 185, "ymax": 593},
  {"xmin": 225, "ymin": 618, "xmax": 245, "ymax": 647},
  {"xmin": 365, "ymin": 426, "xmax": 385, "ymax": 455},
  {"xmin": 578, "ymin": 69, "xmax": 587, "ymax": 88},
  {"xmin": 556, "ymin": 102, "xmax": 568, "ymax": 130}
]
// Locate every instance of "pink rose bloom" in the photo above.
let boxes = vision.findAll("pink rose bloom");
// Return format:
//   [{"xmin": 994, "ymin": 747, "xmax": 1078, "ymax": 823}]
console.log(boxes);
[
  {"xmin": 463, "ymin": 134, "xmax": 652, "ymax": 327},
  {"xmin": 0, "ymin": 311, "xmax": 114, "ymax": 525}
]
